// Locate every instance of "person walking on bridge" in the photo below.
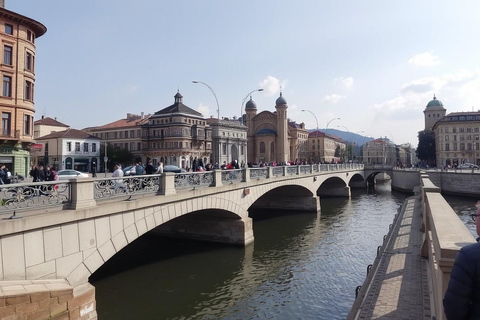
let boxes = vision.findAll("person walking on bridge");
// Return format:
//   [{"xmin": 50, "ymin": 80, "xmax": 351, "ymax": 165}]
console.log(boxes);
[{"xmin": 444, "ymin": 200, "xmax": 480, "ymax": 319}]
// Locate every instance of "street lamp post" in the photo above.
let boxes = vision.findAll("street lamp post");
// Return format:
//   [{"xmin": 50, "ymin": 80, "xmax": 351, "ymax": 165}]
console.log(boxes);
[
  {"xmin": 301, "ymin": 109, "xmax": 319, "ymax": 131},
  {"xmin": 326, "ymin": 117, "xmax": 341, "ymax": 134},
  {"xmin": 192, "ymin": 80, "xmax": 220, "ymax": 120},
  {"xmin": 240, "ymin": 88, "xmax": 263, "ymax": 124}
]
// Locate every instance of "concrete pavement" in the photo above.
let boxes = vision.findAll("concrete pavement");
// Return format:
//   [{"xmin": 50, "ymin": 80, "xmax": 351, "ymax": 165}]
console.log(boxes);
[{"xmin": 348, "ymin": 195, "xmax": 432, "ymax": 319}]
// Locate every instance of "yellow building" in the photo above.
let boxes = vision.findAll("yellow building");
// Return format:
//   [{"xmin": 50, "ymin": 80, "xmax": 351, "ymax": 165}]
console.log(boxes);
[
  {"xmin": 0, "ymin": 3, "xmax": 46, "ymax": 175},
  {"xmin": 246, "ymin": 93, "xmax": 308, "ymax": 164},
  {"xmin": 433, "ymin": 111, "xmax": 480, "ymax": 167},
  {"xmin": 307, "ymin": 131, "xmax": 346, "ymax": 163}
]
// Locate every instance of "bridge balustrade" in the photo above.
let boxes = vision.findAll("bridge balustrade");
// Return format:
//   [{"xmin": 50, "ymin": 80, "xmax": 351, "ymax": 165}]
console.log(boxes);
[
  {"xmin": 249, "ymin": 167, "xmax": 268, "ymax": 180},
  {"xmin": 420, "ymin": 174, "xmax": 476, "ymax": 320},
  {"xmin": 0, "ymin": 164, "xmax": 365, "ymax": 215},
  {"xmin": 174, "ymin": 171, "xmax": 214, "ymax": 189},
  {"xmin": 94, "ymin": 175, "xmax": 161, "ymax": 199},
  {"xmin": 0, "ymin": 181, "xmax": 71, "ymax": 212},
  {"xmin": 221, "ymin": 169, "xmax": 244, "ymax": 184}
]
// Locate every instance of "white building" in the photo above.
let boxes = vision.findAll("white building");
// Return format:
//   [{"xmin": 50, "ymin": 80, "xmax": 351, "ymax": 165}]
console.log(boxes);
[{"xmin": 35, "ymin": 129, "xmax": 100, "ymax": 172}]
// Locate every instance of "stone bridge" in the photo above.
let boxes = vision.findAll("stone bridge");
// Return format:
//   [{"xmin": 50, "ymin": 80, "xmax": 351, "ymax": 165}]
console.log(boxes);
[{"xmin": 0, "ymin": 164, "xmax": 411, "ymax": 319}]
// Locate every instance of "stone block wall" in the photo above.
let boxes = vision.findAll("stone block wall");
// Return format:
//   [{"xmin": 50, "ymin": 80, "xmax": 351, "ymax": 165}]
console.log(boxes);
[{"xmin": 0, "ymin": 280, "xmax": 96, "ymax": 319}]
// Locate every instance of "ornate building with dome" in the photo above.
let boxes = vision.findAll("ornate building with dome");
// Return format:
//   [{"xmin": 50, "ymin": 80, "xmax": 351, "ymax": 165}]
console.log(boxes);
[
  {"xmin": 424, "ymin": 95, "xmax": 446, "ymax": 131},
  {"xmin": 245, "ymin": 93, "xmax": 308, "ymax": 164}
]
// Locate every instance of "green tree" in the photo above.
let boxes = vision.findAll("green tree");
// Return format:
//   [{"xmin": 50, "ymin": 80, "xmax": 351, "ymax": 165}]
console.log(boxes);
[
  {"xmin": 416, "ymin": 130, "xmax": 436, "ymax": 166},
  {"xmin": 100, "ymin": 143, "xmax": 134, "ymax": 171}
]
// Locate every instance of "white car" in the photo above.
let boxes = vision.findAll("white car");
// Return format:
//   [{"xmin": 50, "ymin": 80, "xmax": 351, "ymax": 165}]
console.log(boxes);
[
  {"xmin": 56, "ymin": 170, "xmax": 89, "ymax": 180},
  {"xmin": 457, "ymin": 163, "xmax": 479, "ymax": 170}
]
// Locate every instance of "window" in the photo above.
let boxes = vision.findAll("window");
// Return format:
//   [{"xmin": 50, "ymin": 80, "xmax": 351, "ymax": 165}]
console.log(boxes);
[
  {"xmin": 24, "ymin": 115, "xmax": 31, "ymax": 135},
  {"xmin": 84, "ymin": 143, "xmax": 89, "ymax": 152},
  {"xmin": 26, "ymin": 52, "xmax": 33, "ymax": 71},
  {"xmin": 4, "ymin": 24, "xmax": 12, "ymax": 35},
  {"xmin": 130, "ymin": 142, "xmax": 135, "ymax": 150},
  {"xmin": 124, "ymin": 130, "xmax": 128, "ymax": 138},
  {"xmin": 260, "ymin": 142, "xmax": 266, "ymax": 153},
  {"xmin": 25, "ymin": 80, "xmax": 34, "ymax": 101},
  {"xmin": 67, "ymin": 142, "xmax": 72, "ymax": 152},
  {"xmin": 1, "ymin": 112, "xmax": 10, "ymax": 136},
  {"xmin": 92, "ymin": 143, "xmax": 96, "ymax": 152},
  {"xmin": 3, "ymin": 45, "xmax": 12, "ymax": 65},
  {"xmin": 222, "ymin": 143, "xmax": 226, "ymax": 155},
  {"xmin": 75, "ymin": 142, "xmax": 80, "ymax": 151},
  {"xmin": 27, "ymin": 30, "xmax": 32, "ymax": 41},
  {"xmin": 3, "ymin": 76, "xmax": 11, "ymax": 97}
]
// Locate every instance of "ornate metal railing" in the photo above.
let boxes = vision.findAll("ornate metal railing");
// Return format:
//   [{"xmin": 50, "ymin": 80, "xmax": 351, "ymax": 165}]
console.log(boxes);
[
  {"xmin": 221, "ymin": 169, "xmax": 244, "ymax": 184},
  {"xmin": 174, "ymin": 172, "xmax": 214, "ymax": 189},
  {"xmin": 286, "ymin": 166, "xmax": 297, "ymax": 176},
  {"xmin": 0, "ymin": 181, "xmax": 70, "ymax": 212},
  {"xmin": 299, "ymin": 165, "xmax": 311, "ymax": 175},
  {"xmin": 250, "ymin": 168, "xmax": 268, "ymax": 180},
  {"xmin": 94, "ymin": 175, "xmax": 161, "ymax": 199},
  {"xmin": 272, "ymin": 167, "xmax": 284, "ymax": 177}
]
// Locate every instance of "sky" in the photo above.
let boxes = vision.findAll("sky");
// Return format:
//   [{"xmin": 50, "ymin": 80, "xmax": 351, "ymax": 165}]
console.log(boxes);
[{"xmin": 9, "ymin": 1, "xmax": 480, "ymax": 147}]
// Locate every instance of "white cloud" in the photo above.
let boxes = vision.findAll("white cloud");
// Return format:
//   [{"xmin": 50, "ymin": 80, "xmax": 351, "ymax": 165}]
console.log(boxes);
[
  {"xmin": 196, "ymin": 103, "xmax": 210, "ymax": 117},
  {"xmin": 322, "ymin": 94, "xmax": 345, "ymax": 104},
  {"xmin": 259, "ymin": 76, "xmax": 288, "ymax": 97},
  {"xmin": 370, "ymin": 70, "xmax": 480, "ymax": 121},
  {"xmin": 336, "ymin": 77, "xmax": 354, "ymax": 89},
  {"xmin": 408, "ymin": 52, "xmax": 441, "ymax": 67}
]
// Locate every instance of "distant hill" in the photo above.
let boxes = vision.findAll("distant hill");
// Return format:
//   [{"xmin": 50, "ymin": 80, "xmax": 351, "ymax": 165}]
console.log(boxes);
[{"xmin": 316, "ymin": 128, "xmax": 374, "ymax": 146}]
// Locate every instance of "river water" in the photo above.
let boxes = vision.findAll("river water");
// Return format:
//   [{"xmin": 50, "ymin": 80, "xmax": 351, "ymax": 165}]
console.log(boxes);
[{"xmin": 90, "ymin": 182, "xmax": 410, "ymax": 319}]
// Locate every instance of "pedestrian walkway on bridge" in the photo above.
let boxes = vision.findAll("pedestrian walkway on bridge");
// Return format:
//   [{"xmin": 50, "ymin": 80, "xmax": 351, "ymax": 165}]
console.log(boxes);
[{"xmin": 348, "ymin": 196, "xmax": 432, "ymax": 319}]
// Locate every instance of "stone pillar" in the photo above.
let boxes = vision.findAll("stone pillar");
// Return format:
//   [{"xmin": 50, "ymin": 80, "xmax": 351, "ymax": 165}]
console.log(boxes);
[
  {"xmin": 244, "ymin": 168, "xmax": 250, "ymax": 182},
  {"xmin": 159, "ymin": 173, "xmax": 176, "ymax": 196},
  {"xmin": 267, "ymin": 166, "xmax": 273, "ymax": 179},
  {"xmin": 68, "ymin": 178, "xmax": 97, "ymax": 210},
  {"xmin": 214, "ymin": 170, "xmax": 223, "ymax": 187}
]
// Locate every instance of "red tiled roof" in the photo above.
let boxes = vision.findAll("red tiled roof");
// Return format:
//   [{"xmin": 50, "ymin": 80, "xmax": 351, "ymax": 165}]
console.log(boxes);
[
  {"xmin": 37, "ymin": 128, "xmax": 98, "ymax": 140},
  {"xmin": 87, "ymin": 115, "xmax": 151, "ymax": 131},
  {"xmin": 34, "ymin": 117, "xmax": 69, "ymax": 128}
]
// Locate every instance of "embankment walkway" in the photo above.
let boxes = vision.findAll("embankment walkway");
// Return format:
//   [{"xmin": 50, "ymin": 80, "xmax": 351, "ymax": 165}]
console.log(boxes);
[{"xmin": 348, "ymin": 196, "xmax": 432, "ymax": 319}]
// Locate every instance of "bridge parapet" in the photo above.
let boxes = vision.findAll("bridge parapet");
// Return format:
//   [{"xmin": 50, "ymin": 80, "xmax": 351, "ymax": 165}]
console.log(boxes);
[{"xmin": 420, "ymin": 175, "xmax": 476, "ymax": 320}]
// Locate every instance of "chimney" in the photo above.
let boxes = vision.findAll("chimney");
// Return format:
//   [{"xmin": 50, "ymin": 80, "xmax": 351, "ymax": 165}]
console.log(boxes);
[
  {"xmin": 0, "ymin": 1, "xmax": 4, "ymax": 9},
  {"xmin": 41, "ymin": 115, "xmax": 44, "ymax": 119}
]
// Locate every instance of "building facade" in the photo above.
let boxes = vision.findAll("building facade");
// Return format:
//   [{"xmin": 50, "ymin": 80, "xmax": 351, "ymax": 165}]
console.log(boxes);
[
  {"xmin": 142, "ymin": 92, "xmax": 212, "ymax": 170},
  {"xmin": 246, "ymin": 93, "xmax": 307, "ymax": 165},
  {"xmin": 362, "ymin": 138, "xmax": 397, "ymax": 165},
  {"xmin": 288, "ymin": 120, "xmax": 309, "ymax": 163},
  {"xmin": 307, "ymin": 130, "xmax": 346, "ymax": 163},
  {"xmin": 33, "ymin": 116, "xmax": 69, "ymax": 138},
  {"xmin": 424, "ymin": 95, "xmax": 446, "ymax": 131},
  {"xmin": 433, "ymin": 111, "xmax": 480, "ymax": 167},
  {"xmin": 36, "ymin": 129, "xmax": 100, "ymax": 172},
  {"xmin": 206, "ymin": 117, "xmax": 247, "ymax": 167},
  {"xmin": 85, "ymin": 113, "xmax": 149, "ymax": 168},
  {"xmin": 0, "ymin": 4, "xmax": 46, "ymax": 176}
]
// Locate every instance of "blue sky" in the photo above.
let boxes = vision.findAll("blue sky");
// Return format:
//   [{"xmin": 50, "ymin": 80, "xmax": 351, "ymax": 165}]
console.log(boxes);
[{"xmin": 11, "ymin": 1, "xmax": 480, "ymax": 146}]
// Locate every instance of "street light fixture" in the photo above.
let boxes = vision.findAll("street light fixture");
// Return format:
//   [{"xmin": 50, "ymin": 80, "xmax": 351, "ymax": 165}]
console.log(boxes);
[
  {"xmin": 301, "ymin": 109, "xmax": 319, "ymax": 131},
  {"xmin": 192, "ymin": 80, "xmax": 220, "ymax": 120},
  {"xmin": 326, "ymin": 117, "xmax": 341, "ymax": 135},
  {"xmin": 240, "ymin": 88, "xmax": 263, "ymax": 124}
]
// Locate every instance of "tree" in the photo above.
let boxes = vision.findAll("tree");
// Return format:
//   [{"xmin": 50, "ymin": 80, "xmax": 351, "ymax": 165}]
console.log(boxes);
[
  {"xmin": 100, "ymin": 143, "xmax": 134, "ymax": 171},
  {"xmin": 417, "ymin": 130, "xmax": 436, "ymax": 166}
]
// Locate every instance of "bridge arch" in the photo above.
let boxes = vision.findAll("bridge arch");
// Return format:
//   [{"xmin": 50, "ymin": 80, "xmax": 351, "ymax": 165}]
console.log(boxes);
[{"xmin": 35, "ymin": 197, "xmax": 251, "ymax": 288}]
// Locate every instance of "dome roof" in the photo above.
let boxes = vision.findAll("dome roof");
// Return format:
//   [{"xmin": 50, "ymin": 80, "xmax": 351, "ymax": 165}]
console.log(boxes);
[
  {"xmin": 426, "ymin": 95, "xmax": 444, "ymax": 108},
  {"xmin": 245, "ymin": 97, "xmax": 257, "ymax": 110},
  {"xmin": 276, "ymin": 92, "xmax": 287, "ymax": 105}
]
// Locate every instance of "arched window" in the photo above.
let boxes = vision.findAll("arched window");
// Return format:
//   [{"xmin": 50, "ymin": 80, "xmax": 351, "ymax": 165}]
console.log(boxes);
[{"xmin": 260, "ymin": 141, "xmax": 266, "ymax": 153}]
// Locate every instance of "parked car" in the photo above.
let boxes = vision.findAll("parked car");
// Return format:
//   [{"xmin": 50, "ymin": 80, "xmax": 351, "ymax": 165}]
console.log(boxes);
[
  {"xmin": 56, "ymin": 170, "xmax": 89, "ymax": 180},
  {"xmin": 457, "ymin": 163, "xmax": 479, "ymax": 169},
  {"xmin": 163, "ymin": 165, "xmax": 186, "ymax": 173},
  {"xmin": 122, "ymin": 165, "xmax": 137, "ymax": 176}
]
